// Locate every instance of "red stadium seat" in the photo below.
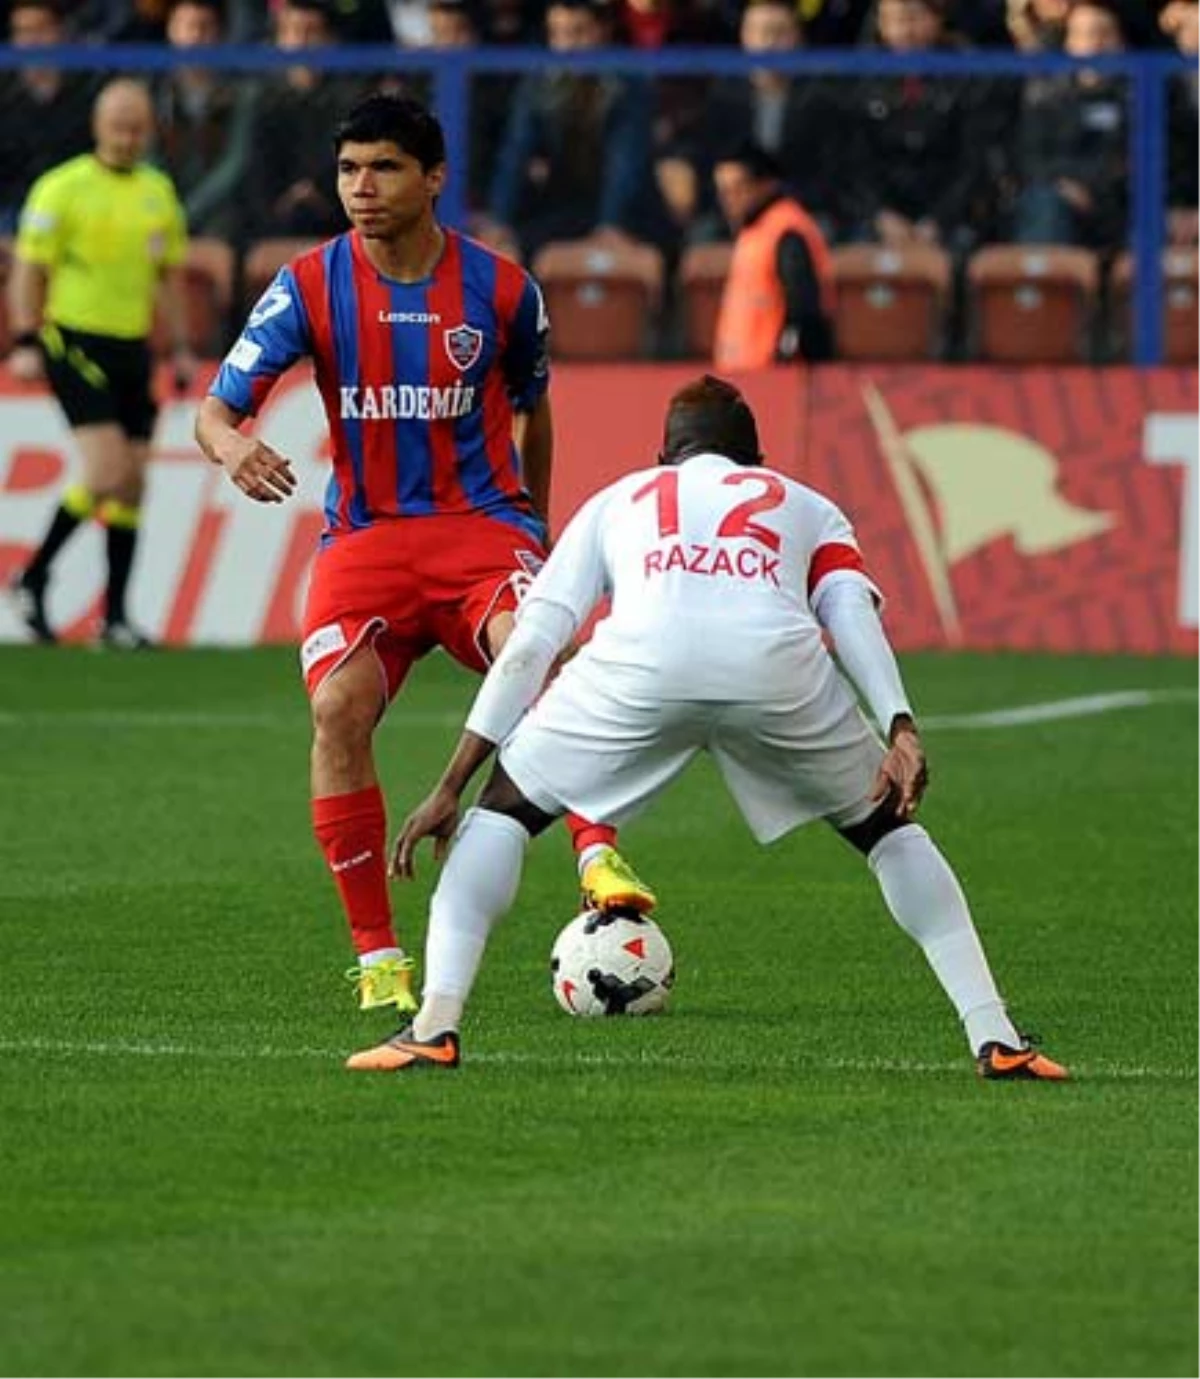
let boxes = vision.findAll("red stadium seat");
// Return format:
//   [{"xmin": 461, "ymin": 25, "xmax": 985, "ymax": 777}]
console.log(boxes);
[
  {"xmin": 532, "ymin": 235, "xmax": 663, "ymax": 360},
  {"xmin": 242, "ymin": 237, "xmax": 323, "ymax": 309},
  {"xmin": 677, "ymin": 242, "xmax": 733, "ymax": 360},
  {"xmin": 152, "ymin": 236, "xmax": 237, "ymax": 358},
  {"xmin": 831, "ymin": 244, "xmax": 951, "ymax": 361},
  {"xmin": 967, "ymin": 244, "xmax": 1100, "ymax": 363},
  {"xmin": 1109, "ymin": 248, "xmax": 1198, "ymax": 364}
]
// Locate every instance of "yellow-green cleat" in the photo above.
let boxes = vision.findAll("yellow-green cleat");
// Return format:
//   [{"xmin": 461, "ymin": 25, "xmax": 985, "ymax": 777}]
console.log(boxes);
[
  {"xmin": 345, "ymin": 955, "xmax": 418, "ymax": 1014},
  {"xmin": 580, "ymin": 846, "xmax": 657, "ymax": 915}
]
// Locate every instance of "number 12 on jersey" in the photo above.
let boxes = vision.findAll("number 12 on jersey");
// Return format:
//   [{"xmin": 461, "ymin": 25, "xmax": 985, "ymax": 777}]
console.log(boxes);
[{"xmin": 632, "ymin": 470, "xmax": 786, "ymax": 552}]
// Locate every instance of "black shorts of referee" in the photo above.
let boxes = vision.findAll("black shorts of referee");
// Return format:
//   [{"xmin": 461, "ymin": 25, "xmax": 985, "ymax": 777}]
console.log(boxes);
[{"xmin": 40, "ymin": 323, "xmax": 158, "ymax": 441}]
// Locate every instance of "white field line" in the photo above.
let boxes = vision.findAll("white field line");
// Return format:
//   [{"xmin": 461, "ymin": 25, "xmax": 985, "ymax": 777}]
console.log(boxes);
[
  {"xmin": 922, "ymin": 688, "xmax": 1197, "ymax": 729},
  {"xmin": 0, "ymin": 1035, "xmax": 1191, "ymax": 1082},
  {"xmin": 0, "ymin": 689, "xmax": 1194, "ymax": 733}
]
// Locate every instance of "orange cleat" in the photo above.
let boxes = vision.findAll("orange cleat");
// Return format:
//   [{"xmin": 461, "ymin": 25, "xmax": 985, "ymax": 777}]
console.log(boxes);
[
  {"xmin": 345, "ymin": 1026, "xmax": 460, "ymax": 1072},
  {"xmin": 976, "ymin": 1038, "xmax": 1069, "ymax": 1081}
]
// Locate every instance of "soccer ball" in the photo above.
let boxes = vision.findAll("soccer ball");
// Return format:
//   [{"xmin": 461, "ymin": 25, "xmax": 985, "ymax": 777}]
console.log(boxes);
[{"xmin": 550, "ymin": 909, "xmax": 675, "ymax": 1016}]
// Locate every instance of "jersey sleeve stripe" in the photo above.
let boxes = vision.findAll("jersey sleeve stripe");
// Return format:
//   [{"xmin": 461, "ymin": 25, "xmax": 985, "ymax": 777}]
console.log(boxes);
[{"xmin": 807, "ymin": 541, "xmax": 869, "ymax": 597}]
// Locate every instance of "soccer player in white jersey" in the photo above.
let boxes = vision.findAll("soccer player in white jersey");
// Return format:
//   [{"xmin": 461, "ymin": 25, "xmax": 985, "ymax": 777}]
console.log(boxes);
[{"xmin": 350, "ymin": 375, "xmax": 1067, "ymax": 1081}]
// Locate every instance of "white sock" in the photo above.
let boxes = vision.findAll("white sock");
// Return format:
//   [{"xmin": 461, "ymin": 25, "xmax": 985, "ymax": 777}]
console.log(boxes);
[
  {"xmin": 868, "ymin": 825, "xmax": 1021, "ymax": 1055},
  {"xmin": 359, "ymin": 946, "xmax": 403, "ymax": 967},
  {"xmin": 577, "ymin": 842, "xmax": 610, "ymax": 875},
  {"xmin": 412, "ymin": 808, "xmax": 529, "ymax": 1041}
]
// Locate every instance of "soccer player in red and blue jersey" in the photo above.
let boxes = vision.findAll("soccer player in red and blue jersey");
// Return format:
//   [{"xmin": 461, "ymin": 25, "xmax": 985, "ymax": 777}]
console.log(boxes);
[{"xmin": 196, "ymin": 92, "xmax": 655, "ymax": 1034}]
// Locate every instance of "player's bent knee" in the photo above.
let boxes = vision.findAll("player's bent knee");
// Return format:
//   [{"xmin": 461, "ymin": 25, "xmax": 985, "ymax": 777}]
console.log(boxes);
[
  {"xmin": 310, "ymin": 668, "xmax": 382, "ymax": 746},
  {"xmin": 477, "ymin": 763, "xmax": 558, "ymax": 837},
  {"xmin": 835, "ymin": 802, "xmax": 917, "ymax": 857}
]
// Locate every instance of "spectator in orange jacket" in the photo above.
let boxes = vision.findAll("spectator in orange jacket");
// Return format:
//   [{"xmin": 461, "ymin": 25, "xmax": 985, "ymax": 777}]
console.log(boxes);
[{"xmin": 711, "ymin": 141, "xmax": 835, "ymax": 369}]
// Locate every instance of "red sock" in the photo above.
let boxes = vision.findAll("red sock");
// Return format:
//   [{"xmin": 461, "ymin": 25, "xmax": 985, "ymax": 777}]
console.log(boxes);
[
  {"xmin": 311, "ymin": 785, "xmax": 396, "ymax": 956},
  {"xmin": 565, "ymin": 815, "xmax": 617, "ymax": 856}
]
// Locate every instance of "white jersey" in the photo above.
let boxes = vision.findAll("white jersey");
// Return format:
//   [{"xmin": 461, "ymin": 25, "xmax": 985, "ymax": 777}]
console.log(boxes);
[{"xmin": 520, "ymin": 452, "xmax": 880, "ymax": 702}]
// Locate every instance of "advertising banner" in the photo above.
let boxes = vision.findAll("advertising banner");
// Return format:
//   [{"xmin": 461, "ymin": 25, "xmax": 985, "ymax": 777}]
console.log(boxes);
[{"xmin": 0, "ymin": 363, "xmax": 1195, "ymax": 653}]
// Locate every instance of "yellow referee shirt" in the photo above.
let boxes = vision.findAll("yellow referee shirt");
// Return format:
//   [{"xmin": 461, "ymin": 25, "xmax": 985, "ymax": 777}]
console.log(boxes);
[{"xmin": 16, "ymin": 153, "xmax": 188, "ymax": 341}]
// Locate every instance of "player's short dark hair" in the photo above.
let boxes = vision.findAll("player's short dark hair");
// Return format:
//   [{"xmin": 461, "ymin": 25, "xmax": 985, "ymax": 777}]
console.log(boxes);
[
  {"xmin": 334, "ymin": 92, "xmax": 447, "ymax": 169},
  {"xmin": 714, "ymin": 139, "xmax": 784, "ymax": 183},
  {"xmin": 660, "ymin": 375, "xmax": 762, "ymax": 468}
]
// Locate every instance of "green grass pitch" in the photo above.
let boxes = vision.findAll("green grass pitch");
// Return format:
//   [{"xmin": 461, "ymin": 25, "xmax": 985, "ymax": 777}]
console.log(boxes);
[{"xmin": 0, "ymin": 647, "xmax": 1195, "ymax": 1377}]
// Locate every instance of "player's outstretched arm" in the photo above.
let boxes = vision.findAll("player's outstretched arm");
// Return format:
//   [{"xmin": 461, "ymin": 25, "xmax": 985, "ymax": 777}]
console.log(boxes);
[
  {"xmin": 195, "ymin": 395, "xmax": 297, "ymax": 504},
  {"xmin": 814, "ymin": 578, "xmax": 929, "ymax": 819}
]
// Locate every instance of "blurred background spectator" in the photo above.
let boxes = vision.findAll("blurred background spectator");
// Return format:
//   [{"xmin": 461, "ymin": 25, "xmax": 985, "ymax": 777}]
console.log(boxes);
[
  {"xmin": 1011, "ymin": 0, "xmax": 1128, "ymax": 247},
  {"xmin": 1005, "ymin": 0, "xmax": 1068, "ymax": 49},
  {"xmin": 658, "ymin": 0, "xmax": 840, "ymax": 247},
  {"xmin": 155, "ymin": 0, "xmax": 257, "ymax": 243},
  {"xmin": 794, "ymin": 0, "xmax": 872, "ymax": 44},
  {"xmin": 480, "ymin": 0, "xmax": 665, "ymax": 259},
  {"xmin": 1162, "ymin": 0, "xmax": 1198, "ymax": 247},
  {"xmin": 424, "ymin": 0, "xmax": 514, "ymax": 212},
  {"xmin": 248, "ymin": 0, "xmax": 362, "ymax": 238},
  {"xmin": 839, "ymin": 0, "xmax": 991, "ymax": 250},
  {"xmin": 0, "ymin": 0, "xmax": 94, "ymax": 233},
  {"xmin": 711, "ymin": 139, "xmax": 834, "ymax": 367}
]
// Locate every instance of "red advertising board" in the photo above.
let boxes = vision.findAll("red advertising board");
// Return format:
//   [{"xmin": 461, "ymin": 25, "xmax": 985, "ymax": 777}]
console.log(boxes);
[
  {"xmin": 0, "ymin": 363, "xmax": 1195, "ymax": 653},
  {"xmin": 553, "ymin": 365, "xmax": 1198, "ymax": 655}
]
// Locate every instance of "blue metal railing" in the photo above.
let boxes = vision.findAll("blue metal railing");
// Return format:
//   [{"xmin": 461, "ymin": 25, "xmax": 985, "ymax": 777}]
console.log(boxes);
[{"xmin": 1, "ymin": 43, "xmax": 1192, "ymax": 363}]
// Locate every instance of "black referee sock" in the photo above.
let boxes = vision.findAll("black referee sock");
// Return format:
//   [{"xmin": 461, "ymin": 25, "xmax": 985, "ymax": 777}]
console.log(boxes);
[
  {"xmin": 24, "ymin": 505, "xmax": 83, "ymax": 586},
  {"xmin": 105, "ymin": 524, "xmax": 139, "ymax": 625}
]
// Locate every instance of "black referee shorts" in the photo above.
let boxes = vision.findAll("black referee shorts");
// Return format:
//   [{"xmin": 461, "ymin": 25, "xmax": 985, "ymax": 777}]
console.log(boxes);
[{"xmin": 41, "ymin": 325, "xmax": 158, "ymax": 441}]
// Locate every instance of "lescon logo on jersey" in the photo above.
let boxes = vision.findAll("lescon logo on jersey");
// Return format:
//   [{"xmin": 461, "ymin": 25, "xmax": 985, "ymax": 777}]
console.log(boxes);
[
  {"xmin": 864, "ymin": 383, "xmax": 1114, "ymax": 645},
  {"xmin": 444, "ymin": 324, "xmax": 483, "ymax": 372}
]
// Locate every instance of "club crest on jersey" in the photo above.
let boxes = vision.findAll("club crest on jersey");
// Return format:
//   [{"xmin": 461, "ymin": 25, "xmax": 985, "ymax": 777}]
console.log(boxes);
[{"xmin": 444, "ymin": 324, "xmax": 483, "ymax": 372}]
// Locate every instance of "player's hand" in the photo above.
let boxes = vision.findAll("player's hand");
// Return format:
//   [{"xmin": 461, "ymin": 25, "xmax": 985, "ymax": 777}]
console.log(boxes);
[
  {"xmin": 870, "ymin": 716, "xmax": 929, "ymax": 821},
  {"xmin": 219, "ymin": 435, "xmax": 297, "ymax": 504},
  {"xmin": 7, "ymin": 345, "xmax": 43, "ymax": 383},
  {"xmin": 391, "ymin": 785, "xmax": 462, "ymax": 880}
]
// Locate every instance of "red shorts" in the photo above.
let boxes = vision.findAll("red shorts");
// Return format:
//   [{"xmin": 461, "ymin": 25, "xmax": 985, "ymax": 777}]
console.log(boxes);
[{"xmin": 300, "ymin": 515, "xmax": 547, "ymax": 699}]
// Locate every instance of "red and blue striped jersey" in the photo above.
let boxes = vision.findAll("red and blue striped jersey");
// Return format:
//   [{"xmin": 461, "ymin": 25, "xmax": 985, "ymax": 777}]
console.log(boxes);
[{"xmin": 210, "ymin": 228, "xmax": 550, "ymax": 542}]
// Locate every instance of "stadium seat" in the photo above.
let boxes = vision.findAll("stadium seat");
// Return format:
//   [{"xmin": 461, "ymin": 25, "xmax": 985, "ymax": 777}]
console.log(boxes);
[
  {"xmin": 242, "ymin": 237, "xmax": 323, "ymax": 309},
  {"xmin": 677, "ymin": 242, "xmax": 733, "ymax": 359},
  {"xmin": 1109, "ymin": 248, "xmax": 1198, "ymax": 364},
  {"xmin": 831, "ymin": 244, "xmax": 951, "ymax": 361},
  {"xmin": 532, "ymin": 235, "xmax": 664, "ymax": 360},
  {"xmin": 967, "ymin": 244, "xmax": 1100, "ymax": 364},
  {"xmin": 152, "ymin": 236, "xmax": 237, "ymax": 358}
]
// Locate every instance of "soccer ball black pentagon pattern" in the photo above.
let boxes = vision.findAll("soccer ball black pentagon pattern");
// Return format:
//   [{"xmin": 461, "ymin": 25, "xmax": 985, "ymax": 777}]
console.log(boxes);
[{"xmin": 550, "ymin": 908, "xmax": 675, "ymax": 1017}]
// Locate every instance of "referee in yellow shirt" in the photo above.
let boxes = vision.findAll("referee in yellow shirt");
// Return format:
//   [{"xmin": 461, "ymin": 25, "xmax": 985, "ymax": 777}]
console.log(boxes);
[{"xmin": 7, "ymin": 78, "xmax": 195, "ymax": 648}]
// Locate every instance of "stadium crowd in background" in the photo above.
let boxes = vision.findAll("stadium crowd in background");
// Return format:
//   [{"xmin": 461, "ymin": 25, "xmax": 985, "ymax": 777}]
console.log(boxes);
[{"xmin": 0, "ymin": 0, "xmax": 1194, "ymax": 362}]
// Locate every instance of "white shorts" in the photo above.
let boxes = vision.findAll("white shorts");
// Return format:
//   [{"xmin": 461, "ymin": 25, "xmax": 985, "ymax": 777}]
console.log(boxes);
[{"xmin": 499, "ymin": 664, "xmax": 885, "ymax": 844}]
